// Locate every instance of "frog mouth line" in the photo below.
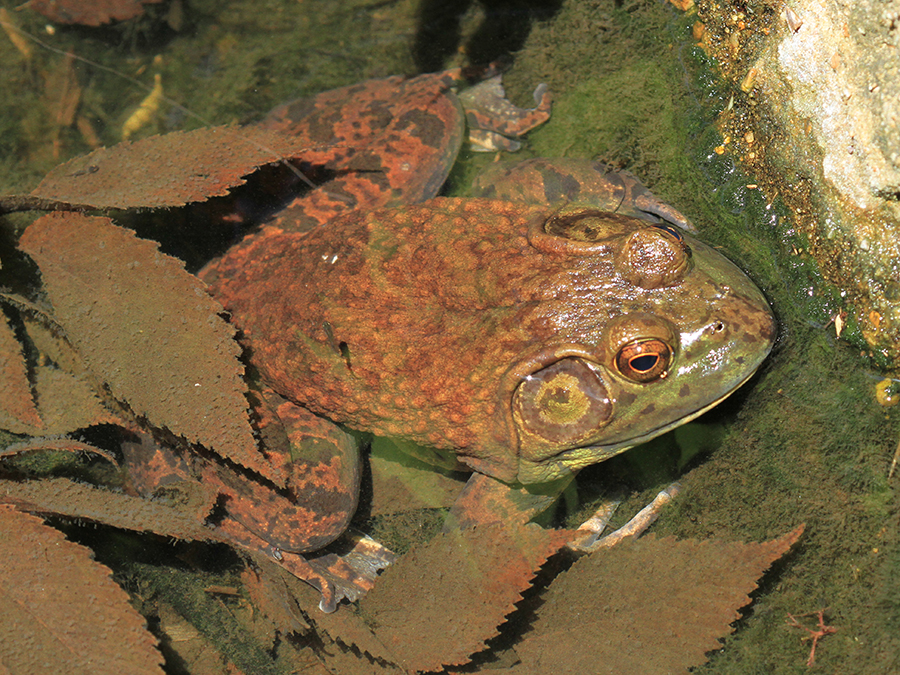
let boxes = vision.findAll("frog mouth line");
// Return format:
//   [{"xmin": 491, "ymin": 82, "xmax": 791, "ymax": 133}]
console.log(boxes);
[{"xmin": 567, "ymin": 365, "xmax": 763, "ymax": 461}]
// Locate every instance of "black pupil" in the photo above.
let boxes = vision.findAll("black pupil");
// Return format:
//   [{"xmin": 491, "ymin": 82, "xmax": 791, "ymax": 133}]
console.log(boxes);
[{"xmin": 629, "ymin": 354, "xmax": 659, "ymax": 372}]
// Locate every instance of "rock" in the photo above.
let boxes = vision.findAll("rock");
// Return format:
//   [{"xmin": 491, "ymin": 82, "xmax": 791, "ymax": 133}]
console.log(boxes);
[{"xmin": 698, "ymin": 0, "xmax": 900, "ymax": 367}]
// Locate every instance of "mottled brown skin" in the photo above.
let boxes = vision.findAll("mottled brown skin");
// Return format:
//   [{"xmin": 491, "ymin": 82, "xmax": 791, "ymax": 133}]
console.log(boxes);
[
  {"xmin": 208, "ymin": 199, "xmax": 775, "ymax": 485},
  {"xmin": 253, "ymin": 71, "xmax": 549, "ymax": 233},
  {"xmin": 256, "ymin": 72, "xmax": 464, "ymax": 233}
]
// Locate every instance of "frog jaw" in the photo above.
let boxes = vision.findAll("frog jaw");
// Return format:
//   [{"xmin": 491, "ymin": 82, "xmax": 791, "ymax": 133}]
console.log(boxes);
[
  {"xmin": 513, "ymin": 362, "xmax": 764, "ymax": 485},
  {"xmin": 502, "ymin": 237, "xmax": 776, "ymax": 486}
]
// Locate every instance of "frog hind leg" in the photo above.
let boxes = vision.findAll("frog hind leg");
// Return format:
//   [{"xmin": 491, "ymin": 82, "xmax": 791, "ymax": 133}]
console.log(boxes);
[
  {"xmin": 470, "ymin": 157, "xmax": 696, "ymax": 231},
  {"xmin": 202, "ymin": 393, "xmax": 382, "ymax": 611},
  {"xmin": 207, "ymin": 392, "xmax": 362, "ymax": 554},
  {"xmin": 444, "ymin": 471, "xmax": 574, "ymax": 531}
]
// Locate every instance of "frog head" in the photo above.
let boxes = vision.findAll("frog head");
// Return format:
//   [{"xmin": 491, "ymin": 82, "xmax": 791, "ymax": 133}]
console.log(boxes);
[{"xmin": 489, "ymin": 208, "xmax": 776, "ymax": 484}]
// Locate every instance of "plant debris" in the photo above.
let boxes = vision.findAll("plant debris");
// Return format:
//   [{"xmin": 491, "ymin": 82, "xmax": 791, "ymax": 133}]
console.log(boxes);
[
  {"xmin": 25, "ymin": 126, "xmax": 325, "ymax": 211},
  {"xmin": 358, "ymin": 522, "xmax": 572, "ymax": 672},
  {"xmin": 18, "ymin": 212, "xmax": 271, "ymax": 479}
]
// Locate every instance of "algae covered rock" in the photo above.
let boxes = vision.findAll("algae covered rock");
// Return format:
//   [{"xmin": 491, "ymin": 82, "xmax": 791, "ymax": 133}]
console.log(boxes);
[{"xmin": 698, "ymin": 0, "xmax": 900, "ymax": 367}]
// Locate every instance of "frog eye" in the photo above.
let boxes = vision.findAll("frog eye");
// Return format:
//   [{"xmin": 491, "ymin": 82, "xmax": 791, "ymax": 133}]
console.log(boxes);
[
  {"xmin": 513, "ymin": 357, "xmax": 612, "ymax": 445},
  {"xmin": 615, "ymin": 338, "xmax": 672, "ymax": 383}
]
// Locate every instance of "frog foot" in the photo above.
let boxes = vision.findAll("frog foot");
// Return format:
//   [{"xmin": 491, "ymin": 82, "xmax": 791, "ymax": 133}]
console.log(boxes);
[
  {"xmin": 460, "ymin": 75, "xmax": 551, "ymax": 152},
  {"xmin": 566, "ymin": 482, "xmax": 682, "ymax": 553},
  {"xmin": 273, "ymin": 530, "xmax": 397, "ymax": 612}
]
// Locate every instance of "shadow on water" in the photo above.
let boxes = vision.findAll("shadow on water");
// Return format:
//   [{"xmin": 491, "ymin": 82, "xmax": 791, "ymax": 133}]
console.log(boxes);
[{"xmin": 413, "ymin": 0, "xmax": 564, "ymax": 72}]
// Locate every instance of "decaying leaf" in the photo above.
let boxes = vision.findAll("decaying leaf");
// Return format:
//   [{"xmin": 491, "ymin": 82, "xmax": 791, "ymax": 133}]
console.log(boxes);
[
  {"xmin": 30, "ymin": 365, "xmax": 121, "ymax": 434},
  {"xmin": 511, "ymin": 526, "xmax": 804, "ymax": 675},
  {"xmin": 240, "ymin": 565, "xmax": 310, "ymax": 637},
  {"xmin": 28, "ymin": 0, "xmax": 164, "ymax": 26},
  {"xmin": 28, "ymin": 125, "xmax": 329, "ymax": 210},
  {"xmin": 0, "ymin": 504, "xmax": 164, "ymax": 674},
  {"xmin": 17, "ymin": 212, "xmax": 275, "ymax": 479},
  {"xmin": 0, "ymin": 437, "xmax": 118, "ymax": 464},
  {"xmin": 0, "ymin": 310, "xmax": 42, "ymax": 432},
  {"xmin": 358, "ymin": 522, "xmax": 572, "ymax": 673},
  {"xmin": 19, "ymin": 308, "xmax": 89, "ymax": 376},
  {"xmin": 0, "ymin": 476, "xmax": 224, "ymax": 544}
]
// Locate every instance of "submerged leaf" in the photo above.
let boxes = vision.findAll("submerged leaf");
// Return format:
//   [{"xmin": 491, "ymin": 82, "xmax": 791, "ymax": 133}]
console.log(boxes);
[
  {"xmin": 0, "ymin": 311, "xmax": 42, "ymax": 432},
  {"xmin": 0, "ymin": 476, "xmax": 224, "ymax": 543},
  {"xmin": 29, "ymin": 126, "xmax": 325, "ymax": 210},
  {"xmin": 18, "ymin": 213, "xmax": 273, "ymax": 478},
  {"xmin": 31, "ymin": 366, "xmax": 120, "ymax": 434},
  {"xmin": 512, "ymin": 526, "xmax": 804, "ymax": 675},
  {"xmin": 0, "ymin": 504, "xmax": 163, "ymax": 674},
  {"xmin": 358, "ymin": 522, "xmax": 571, "ymax": 672}
]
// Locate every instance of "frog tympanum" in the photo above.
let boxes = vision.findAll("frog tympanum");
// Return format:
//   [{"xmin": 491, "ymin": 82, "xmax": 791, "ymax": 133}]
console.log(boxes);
[{"xmin": 120, "ymin": 71, "xmax": 775, "ymax": 611}]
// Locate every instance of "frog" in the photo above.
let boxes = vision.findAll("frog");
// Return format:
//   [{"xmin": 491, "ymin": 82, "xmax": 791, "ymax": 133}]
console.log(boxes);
[{"xmin": 119, "ymin": 69, "xmax": 776, "ymax": 612}]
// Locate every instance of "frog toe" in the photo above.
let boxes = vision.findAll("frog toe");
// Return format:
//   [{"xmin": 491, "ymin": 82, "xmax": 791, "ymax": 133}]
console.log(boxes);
[
  {"xmin": 567, "ymin": 482, "xmax": 682, "ymax": 553},
  {"xmin": 460, "ymin": 74, "xmax": 551, "ymax": 144}
]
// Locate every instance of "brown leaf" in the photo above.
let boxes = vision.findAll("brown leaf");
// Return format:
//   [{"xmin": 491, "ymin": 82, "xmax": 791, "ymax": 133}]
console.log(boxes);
[
  {"xmin": 30, "ymin": 126, "xmax": 326, "ymax": 210},
  {"xmin": 32, "ymin": 365, "xmax": 121, "ymax": 433},
  {"xmin": 0, "ymin": 476, "xmax": 225, "ymax": 544},
  {"xmin": 0, "ymin": 310, "xmax": 42, "ymax": 432},
  {"xmin": 511, "ymin": 526, "xmax": 804, "ymax": 675},
  {"xmin": 240, "ymin": 565, "xmax": 310, "ymax": 637},
  {"xmin": 28, "ymin": 0, "xmax": 163, "ymax": 26},
  {"xmin": 0, "ymin": 437, "xmax": 118, "ymax": 464},
  {"xmin": 0, "ymin": 504, "xmax": 164, "ymax": 674},
  {"xmin": 285, "ymin": 570, "xmax": 400, "ymax": 665},
  {"xmin": 18, "ymin": 212, "xmax": 273, "ymax": 479},
  {"xmin": 358, "ymin": 523, "xmax": 572, "ymax": 673}
]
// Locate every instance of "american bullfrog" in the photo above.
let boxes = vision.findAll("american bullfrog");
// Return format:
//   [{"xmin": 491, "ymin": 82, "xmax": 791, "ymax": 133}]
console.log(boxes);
[{"xmin": 126, "ymin": 71, "xmax": 776, "ymax": 611}]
